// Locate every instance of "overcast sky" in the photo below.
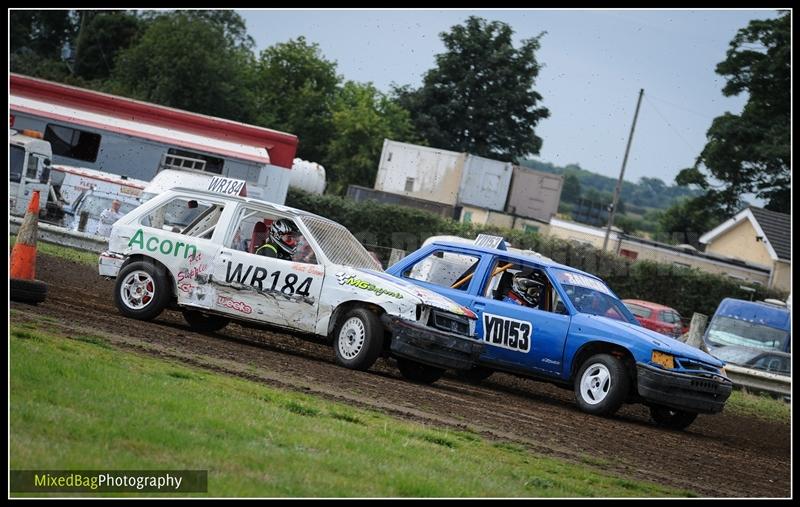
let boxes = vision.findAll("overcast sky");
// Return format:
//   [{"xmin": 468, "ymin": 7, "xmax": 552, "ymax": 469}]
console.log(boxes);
[{"xmin": 239, "ymin": 8, "xmax": 779, "ymax": 186}]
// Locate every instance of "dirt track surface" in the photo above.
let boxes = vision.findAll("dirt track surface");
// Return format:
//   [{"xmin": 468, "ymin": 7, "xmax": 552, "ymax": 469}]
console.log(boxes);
[{"xmin": 11, "ymin": 253, "xmax": 791, "ymax": 497}]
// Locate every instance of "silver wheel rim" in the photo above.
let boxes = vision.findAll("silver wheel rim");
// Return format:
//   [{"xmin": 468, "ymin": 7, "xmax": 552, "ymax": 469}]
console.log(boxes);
[
  {"xmin": 579, "ymin": 363, "xmax": 612, "ymax": 405},
  {"xmin": 120, "ymin": 270, "xmax": 156, "ymax": 310},
  {"xmin": 338, "ymin": 317, "xmax": 366, "ymax": 360}
]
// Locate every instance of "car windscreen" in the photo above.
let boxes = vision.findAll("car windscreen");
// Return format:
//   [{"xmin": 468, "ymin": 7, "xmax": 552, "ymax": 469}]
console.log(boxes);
[
  {"xmin": 301, "ymin": 216, "xmax": 382, "ymax": 271},
  {"xmin": 10, "ymin": 145, "xmax": 24, "ymax": 183},
  {"xmin": 705, "ymin": 316, "xmax": 789, "ymax": 352},
  {"xmin": 553, "ymin": 269, "xmax": 638, "ymax": 324}
]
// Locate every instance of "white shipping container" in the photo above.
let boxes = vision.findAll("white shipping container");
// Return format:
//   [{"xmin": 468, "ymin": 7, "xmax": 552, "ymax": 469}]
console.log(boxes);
[
  {"xmin": 457, "ymin": 155, "xmax": 513, "ymax": 211},
  {"xmin": 374, "ymin": 139, "xmax": 466, "ymax": 206}
]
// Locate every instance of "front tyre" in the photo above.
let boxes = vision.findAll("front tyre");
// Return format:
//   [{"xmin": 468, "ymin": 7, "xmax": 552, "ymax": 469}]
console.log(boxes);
[
  {"xmin": 396, "ymin": 357, "xmax": 444, "ymax": 384},
  {"xmin": 574, "ymin": 353, "xmax": 630, "ymax": 416},
  {"xmin": 183, "ymin": 310, "xmax": 230, "ymax": 333},
  {"xmin": 332, "ymin": 308, "xmax": 384, "ymax": 371},
  {"xmin": 114, "ymin": 260, "xmax": 171, "ymax": 321},
  {"xmin": 649, "ymin": 405, "xmax": 698, "ymax": 430}
]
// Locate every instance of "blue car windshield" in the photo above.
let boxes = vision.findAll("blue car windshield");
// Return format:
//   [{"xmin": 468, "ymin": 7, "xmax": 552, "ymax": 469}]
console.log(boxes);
[{"xmin": 553, "ymin": 269, "xmax": 638, "ymax": 324}]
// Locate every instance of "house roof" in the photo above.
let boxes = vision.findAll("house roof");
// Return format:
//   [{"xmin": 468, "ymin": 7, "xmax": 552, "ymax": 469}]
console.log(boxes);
[{"xmin": 699, "ymin": 206, "xmax": 790, "ymax": 261}]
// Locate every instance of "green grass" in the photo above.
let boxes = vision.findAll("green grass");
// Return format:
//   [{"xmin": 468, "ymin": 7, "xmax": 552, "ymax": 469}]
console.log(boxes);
[
  {"xmin": 10, "ymin": 323, "xmax": 691, "ymax": 498},
  {"xmin": 10, "ymin": 234, "xmax": 98, "ymax": 266},
  {"xmin": 724, "ymin": 390, "xmax": 790, "ymax": 423}
]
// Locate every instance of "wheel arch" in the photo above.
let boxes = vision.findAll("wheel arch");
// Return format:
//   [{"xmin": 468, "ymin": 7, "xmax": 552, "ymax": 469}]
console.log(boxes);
[
  {"xmin": 326, "ymin": 300, "xmax": 388, "ymax": 341},
  {"xmin": 120, "ymin": 254, "xmax": 177, "ymax": 301},
  {"xmin": 570, "ymin": 340, "xmax": 637, "ymax": 386}
]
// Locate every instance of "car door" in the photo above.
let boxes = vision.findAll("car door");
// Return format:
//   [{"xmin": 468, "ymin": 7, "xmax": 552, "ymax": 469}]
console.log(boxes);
[
  {"xmin": 210, "ymin": 204, "xmax": 325, "ymax": 333},
  {"xmin": 471, "ymin": 256, "xmax": 571, "ymax": 377}
]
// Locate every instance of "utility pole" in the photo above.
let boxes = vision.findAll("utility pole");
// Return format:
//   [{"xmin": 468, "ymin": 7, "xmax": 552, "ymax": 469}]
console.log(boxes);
[{"xmin": 602, "ymin": 88, "xmax": 644, "ymax": 252}]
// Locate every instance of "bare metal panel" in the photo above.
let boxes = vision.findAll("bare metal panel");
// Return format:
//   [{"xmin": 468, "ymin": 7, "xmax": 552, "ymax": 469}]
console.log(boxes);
[
  {"xmin": 506, "ymin": 165, "xmax": 564, "ymax": 222},
  {"xmin": 457, "ymin": 155, "xmax": 513, "ymax": 211}
]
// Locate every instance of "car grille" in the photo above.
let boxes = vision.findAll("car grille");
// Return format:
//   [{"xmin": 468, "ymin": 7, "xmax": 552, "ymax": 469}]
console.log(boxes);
[{"xmin": 676, "ymin": 358, "xmax": 719, "ymax": 374}]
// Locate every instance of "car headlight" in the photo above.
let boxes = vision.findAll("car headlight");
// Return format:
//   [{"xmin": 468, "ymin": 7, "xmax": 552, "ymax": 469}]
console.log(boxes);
[{"xmin": 651, "ymin": 350, "xmax": 675, "ymax": 369}]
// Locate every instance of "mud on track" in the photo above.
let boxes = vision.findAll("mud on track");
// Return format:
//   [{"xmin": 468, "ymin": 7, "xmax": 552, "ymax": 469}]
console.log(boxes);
[{"xmin": 10, "ymin": 253, "xmax": 791, "ymax": 497}]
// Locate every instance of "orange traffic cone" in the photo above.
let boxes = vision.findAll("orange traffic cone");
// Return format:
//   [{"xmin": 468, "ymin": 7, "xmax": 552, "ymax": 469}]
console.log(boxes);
[{"xmin": 10, "ymin": 191, "xmax": 47, "ymax": 304}]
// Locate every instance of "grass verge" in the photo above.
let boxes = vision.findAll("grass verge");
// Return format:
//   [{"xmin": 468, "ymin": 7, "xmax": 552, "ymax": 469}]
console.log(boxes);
[
  {"xmin": 10, "ymin": 234, "xmax": 99, "ymax": 266},
  {"xmin": 724, "ymin": 390, "xmax": 790, "ymax": 422},
  {"xmin": 10, "ymin": 323, "xmax": 691, "ymax": 498}
]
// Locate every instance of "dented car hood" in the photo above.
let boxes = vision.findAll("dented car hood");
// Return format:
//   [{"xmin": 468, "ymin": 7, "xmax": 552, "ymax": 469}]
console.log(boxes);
[{"xmin": 352, "ymin": 268, "xmax": 477, "ymax": 319}]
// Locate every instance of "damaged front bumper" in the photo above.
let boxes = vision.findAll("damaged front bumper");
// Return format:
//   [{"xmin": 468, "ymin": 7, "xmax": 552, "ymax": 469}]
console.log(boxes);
[
  {"xmin": 636, "ymin": 363, "xmax": 733, "ymax": 414},
  {"xmin": 98, "ymin": 251, "xmax": 126, "ymax": 277},
  {"xmin": 382, "ymin": 314, "xmax": 484, "ymax": 370}
]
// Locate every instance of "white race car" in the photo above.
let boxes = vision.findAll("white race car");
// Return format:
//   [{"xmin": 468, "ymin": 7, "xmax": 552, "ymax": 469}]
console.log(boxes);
[{"xmin": 99, "ymin": 187, "xmax": 483, "ymax": 383}]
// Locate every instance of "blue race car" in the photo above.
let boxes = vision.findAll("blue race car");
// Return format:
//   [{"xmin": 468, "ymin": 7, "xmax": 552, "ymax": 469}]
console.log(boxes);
[{"xmin": 386, "ymin": 236, "xmax": 733, "ymax": 430}]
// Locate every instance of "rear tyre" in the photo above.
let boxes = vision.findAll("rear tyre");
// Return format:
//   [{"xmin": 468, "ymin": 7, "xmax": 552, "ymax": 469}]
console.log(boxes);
[
  {"xmin": 332, "ymin": 308, "xmax": 384, "ymax": 371},
  {"xmin": 574, "ymin": 353, "xmax": 630, "ymax": 416},
  {"xmin": 114, "ymin": 261, "xmax": 171, "ymax": 321},
  {"xmin": 182, "ymin": 310, "xmax": 230, "ymax": 333},
  {"xmin": 649, "ymin": 405, "xmax": 698, "ymax": 430},
  {"xmin": 397, "ymin": 357, "xmax": 445, "ymax": 384},
  {"xmin": 10, "ymin": 278, "xmax": 48, "ymax": 305},
  {"xmin": 456, "ymin": 366, "xmax": 494, "ymax": 385}
]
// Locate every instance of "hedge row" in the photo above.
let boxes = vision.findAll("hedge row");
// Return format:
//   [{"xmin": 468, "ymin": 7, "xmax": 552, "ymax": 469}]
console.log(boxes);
[{"xmin": 287, "ymin": 189, "xmax": 787, "ymax": 318}]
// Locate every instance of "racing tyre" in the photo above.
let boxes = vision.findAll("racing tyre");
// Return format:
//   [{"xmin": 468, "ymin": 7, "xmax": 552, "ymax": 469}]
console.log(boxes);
[
  {"xmin": 574, "ymin": 353, "xmax": 630, "ymax": 416},
  {"xmin": 649, "ymin": 405, "xmax": 698, "ymax": 430},
  {"xmin": 333, "ymin": 308, "xmax": 384, "ymax": 371},
  {"xmin": 114, "ymin": 261, "xmax": 171, "ymax": 321},
  {"xmin": 182, "ymin": 310, "xmax": 230, "ymax": 333},
  {"xmin": 10, "ymin": 278, "xmax": 48, "ymax": 305},
  {"xmin": 456, "ymin": 366, "xmax": 494, "ymax": 385},
  {"xmin": 397, "ymin": 357, "xmax": 445, "ymax": 384}
]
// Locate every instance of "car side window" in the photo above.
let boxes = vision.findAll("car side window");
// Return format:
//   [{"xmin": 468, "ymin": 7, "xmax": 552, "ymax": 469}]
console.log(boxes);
[
  {"xmin": 139, "ymin": 197, "xmax": 223, "ymax": 239},
  {"xmin": 482, "ymin": 259, "xmax": 561, "ymax": 313},
  {"xmin": 403, "ymin": 250, "xmax": 481, "ymax": 291},
  {"xmin": 627, "ymin": 304, "xmax": 651, "ymax": 319},
  {"xmin": 228, "ymin": 207, "xmax": 317, "ymax": 264}
]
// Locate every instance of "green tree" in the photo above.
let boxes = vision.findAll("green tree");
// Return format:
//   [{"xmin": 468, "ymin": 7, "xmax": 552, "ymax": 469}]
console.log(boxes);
[
  {"xmin": 110, "ymin": 12, "xmax": 257, "ymax": 123},
  {"xmin": 10, "ymin": 10, "xmax": 77, "ymax": 79},
  {"xmin": 657, "ymin": 197, "xmax": 726, "ymax": 246},
  {"xmin": 326, "ymin": 81, "xmax": 418, "ymax": 194},
  {"xmin": 73, "ymin": 11, "xmax": 142, "ymax": 81},
  {"xmin": 394, "ymin": 16, "xmax": 549, "ymax": 161},
  {"xmin": 677, "ymin": 11, "xmax": 790, "ymax": 213},
  {"xmin": 561, "ymin": 173, "xmax": 582, "ymax": 203},
  {"xmin": 255, "ymin": 37, "xmax": 340, "ymax": 164}
]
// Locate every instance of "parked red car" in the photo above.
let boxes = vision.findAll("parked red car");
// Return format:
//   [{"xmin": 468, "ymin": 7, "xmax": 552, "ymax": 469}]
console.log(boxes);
[{"xmin": 623, "ymin": 299, "xmax": 688, "ymax": 338}]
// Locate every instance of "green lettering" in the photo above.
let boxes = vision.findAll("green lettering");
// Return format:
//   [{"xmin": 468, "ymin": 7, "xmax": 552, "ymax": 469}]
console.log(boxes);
[
  {"xmin": 146, "ymin": 237, "xmax": 159, "ymax": 251},
  {"xmin": 174, "ymin": 241, "xmax": 184, "ymax": 258},
  {"xmin": 129, "ymin": 229, "xmax": 144, "ymax": 249},
  {"xmin": 159, "ymin": 239, "xmax": 173, "ymax": 255},
  {"xmin": 34, "ymin": 474, "xmax": 46, "ymax": 487},
  {"xmin": 184, "ymin": 244, "xmax": 197, "ymax": 259}
]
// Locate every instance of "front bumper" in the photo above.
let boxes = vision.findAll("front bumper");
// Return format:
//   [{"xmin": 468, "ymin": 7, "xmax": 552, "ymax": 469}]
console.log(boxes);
[
  {"xmin": 637, "ymin": 363, "xmax": 733, "ymax": 414},
  {"xmin": 98, "ymin": 251, "xmax": 125, "ymax": 277},
  {"xmin": 382, "ymin": 314, "xmax": 484, "ymax": 370}
]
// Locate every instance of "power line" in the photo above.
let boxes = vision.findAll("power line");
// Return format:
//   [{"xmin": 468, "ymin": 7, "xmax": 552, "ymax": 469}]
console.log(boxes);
[
  {"xmin": 647, "ymin": 94, "xmax": 717, "ymax": 120},
  {"xmin": 644, "ymin": 95, "xmax": 702, "ymax": 154}
]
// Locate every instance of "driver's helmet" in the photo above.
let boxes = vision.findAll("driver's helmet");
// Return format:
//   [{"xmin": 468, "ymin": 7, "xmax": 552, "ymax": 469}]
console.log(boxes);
[
  {"xmin": 269, "ymin": 218, "xmax": 300, "ymax": 255},
  {"xmin": 510, "ymin": 271, "xmax": 545, "ymax": 307}
]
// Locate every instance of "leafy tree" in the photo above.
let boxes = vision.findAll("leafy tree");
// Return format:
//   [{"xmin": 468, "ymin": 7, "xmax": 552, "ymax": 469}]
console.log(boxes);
[
  {"xmin": 110, "ymin": 12, "xmax": 257, "ymax": 123},
  {"xmin": 255, "ymin": 37, "xmax": 340, "ymax": 164},
  {"xmin": 73, "ymin": 11, "xmax": 142, "ymax": 81},
  {"xmin": 657, "ymin": 197, "xmax": 726, "ymax": 246},
  {"xmin": 561, "ymin": 173, "xmax": 582, "ymax": 203},
  {"xmin": 394, "ymin": 16, "xmax": 549, "ymax": 161},
  {"xmin": 677, "ymin": 11, "xmax": 789, "ymax": 213},
  {"xmin": 10, "ymin": 10, "xmax": 77, "ymax": 59},
  {"xmin": 325, "ymin": 81, "xmax": 418, "ymax": 194}
]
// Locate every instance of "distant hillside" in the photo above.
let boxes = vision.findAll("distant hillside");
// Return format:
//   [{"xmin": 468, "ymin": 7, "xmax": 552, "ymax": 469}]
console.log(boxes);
[{"xmin": 520, "ymin": 159, "xmax": 701, "ymax": 211}]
